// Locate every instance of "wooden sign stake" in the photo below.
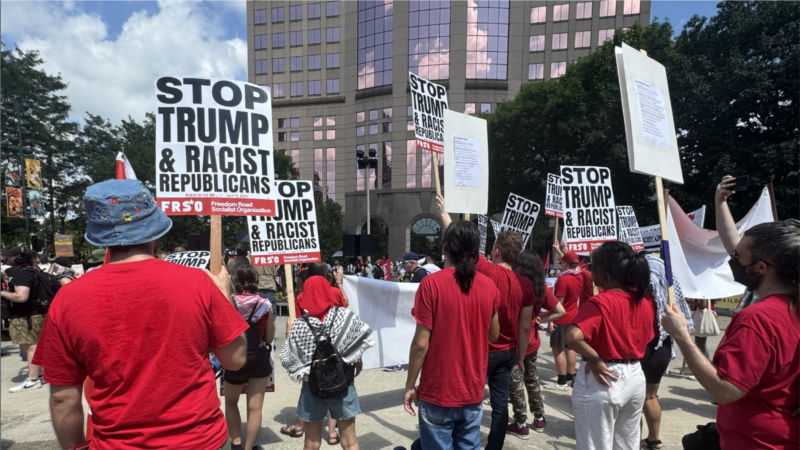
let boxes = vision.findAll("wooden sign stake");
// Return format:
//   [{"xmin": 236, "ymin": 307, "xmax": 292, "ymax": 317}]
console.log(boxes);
[
  {"xmin": 285, "ymin": 263, "xmax": 296, "ymax": 323},
  {"xmin": 432, "ymin": 152, "xmax": 442, "ymax": 197},
  {"xmin": 210, "ymin": 215, "xmax": 222, "ymax": 275},
  {"xmin": 767, "ymin": 182, "xmax": 779, "ymax": 221}
]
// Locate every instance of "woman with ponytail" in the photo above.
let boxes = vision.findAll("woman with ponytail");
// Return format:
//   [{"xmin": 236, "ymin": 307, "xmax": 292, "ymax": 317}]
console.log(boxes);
[
  {"xmin": 662, "ymin": 219, "xmax": 800, "ymax": 450},
  {"xmin": 565, "ymin": 241, "xmax": 656, "ymax": 450},
  {"xmin": 403, "ymin": 219, "xmax": 500, "ymax": 450}
]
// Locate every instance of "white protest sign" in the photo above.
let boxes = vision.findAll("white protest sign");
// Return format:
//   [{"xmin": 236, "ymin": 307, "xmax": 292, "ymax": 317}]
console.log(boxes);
[
  {"xmin": 615, "ymin": 43, "xmax": 683, "ymax": 184},
  {"xmin": 640, "ymin": 224, "xmax": 662, "ymax": 251},
  {"xmin": 561, "ymin": 166, "xmax": 617, "ymax": 253},
  {"xmin": 490, "ymin": 220, "xmax": 501, "ymax": 236},
  {"xmin": 248, "ymin": 181, "xmax": 320, "ymax": 266},
  {"xmin": 155, "ymin": 77, "xmax": 276, "ymax": 216},
  {"xmin": 499, "ymin": 193, "xmax": 540, "ymax": 248},
  {"xmin": 443, "ymin": 109, "xmax": 489, "ymax": 214},
  {"xmin": 409, "ymin": 73, "xmax": 448, "ymax": 153},
  {"xmin": 165, "ymin": 251, "xmax": 211, "ymax": 269},
  {"xmin": 616, "ymin": 206, "xmax": 645, "ymax": 251},
  {"xmin": 478, "ymin": 214, "xmax": 488, "ymax": 254},
  {"xmin": 544, "ymin": 173, "xmax": 564, "ymax": 218}
]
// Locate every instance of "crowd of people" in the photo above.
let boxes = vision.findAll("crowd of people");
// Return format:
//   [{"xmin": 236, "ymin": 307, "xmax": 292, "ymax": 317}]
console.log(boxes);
[{"xmin": 0, "ymin": 176, "xmax": 797, "ymax": 450}]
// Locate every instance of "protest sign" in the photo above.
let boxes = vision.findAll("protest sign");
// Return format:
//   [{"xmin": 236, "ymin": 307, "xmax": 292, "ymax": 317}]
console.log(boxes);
[
  {"xmin": 490, "ymin": 219, "xmax": 501, "ymax": 236},
  {"xmin": 545, "ymin": 173, "xmax": 564, "ymax": 218},
  {"xmin": 54, "ymin": 234, "xmax": 74, "ymax": 257},
  {"xmin": 640, "ymin": 224, "xmax": 662, "ymax": 251},
  {"xmin": 165, "ymin": 251, "xmax": 211, "ymax": 269},
  {"xmin": 409, "ymin": 73, "xmax": 448, "ymax": 154},
  {"xmin": 615, "ymin": 43, "xmax": 683, "ymax": 184},
  {"xmin": 478, "ymin": 214, "xmax": 488, "ymax": 254},
  {"xmin": 248, "ymin": 181, "xmax": 321, "ymax": 266},
  {"xmin": 561, "ymin": 166, "xmax": 617, "ymax": 253},
  {"xmin": 443, "ymin": 109, "xmax": 488, "ymax": 214},
  {"xmin": 616, "ymin": 206, "xmax": 645, "ymax": 251},
  {"xmin": 5, "ymin": 187, "xmax": 23, "ymax": 218},
  {"xmin": 155, "ymin": 77, "xmax": 276, "ymax": 216},
  {"xmin": 499, "ymin": 193, "xmax": 540, "ymax": 248}
]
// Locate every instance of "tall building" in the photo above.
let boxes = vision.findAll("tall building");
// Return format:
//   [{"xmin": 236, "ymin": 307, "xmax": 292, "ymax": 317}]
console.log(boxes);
[{"xmin": 247, "ymin": 0, "xmax": 650, "ymax": 259}]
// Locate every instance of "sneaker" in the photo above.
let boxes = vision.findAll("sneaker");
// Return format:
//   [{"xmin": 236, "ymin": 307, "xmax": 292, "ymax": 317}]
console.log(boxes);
[
  {"xmin": 9, "ymin": 378, "xmax": 42, "ymax": 393},
  {"xmin": 506, "ymin": 422, "xmax": 530, "ymax": 440},
  {"xmin": 688, "ymin": 375, "xmax": 697, "ymax": 381},
  {"xmin": 230, "ymin": 443, "xmax": 243, "ymax": 450},
  {"xmin": 38, "ymin": 376, "xmax": 46, "ymax": 386},
  {"xmin": 483, "ymin": 398, "xmax": 492, "ymax": 407},
  {"xmin": 533, "ymin": 416, "xmax": 546, "ymax": 433},
  {"xmin": 554, "ymin": 383, "xmax": 569, "ymax": 391},
  {"xmin": 382, "ymin": 365, "xmax": 404, "ymax": 372}
]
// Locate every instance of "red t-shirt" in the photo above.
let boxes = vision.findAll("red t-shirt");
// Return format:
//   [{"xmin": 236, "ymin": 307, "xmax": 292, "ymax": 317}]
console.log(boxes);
[
  {"xmin": 579, "ymin": 269, "xmax": 594, "ymax": 310},
  {"xmin": 526, "ymin": 287, "xmax": 560, "ymax": 354},
  {"xmin": 475, "ymin": 255, "xmax": 535, "ymax": 352},
  {"xmin": 713, "ymin": 294, "xmax": 799, "ymax": 450},
  {"xmin": 571, "ymin": 289, "xmax": 656, "ymax": 361},
  {"xmin": 412, "ymin": 268, "xmax": 499, "ymax": 407},
  {"xmin": 294, "ymin": 285, "xmax": 347, "ymax": 318},
  {"xmin": 554, "ymin": 272, "xmax": 582, "ymax": 325},
  {"xmin": 32, "ymin": 259, "xmax": 248, "ymax": 450}
]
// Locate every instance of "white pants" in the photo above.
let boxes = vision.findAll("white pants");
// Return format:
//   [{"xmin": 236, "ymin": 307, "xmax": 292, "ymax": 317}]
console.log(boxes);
[{"xmin": 572, "ymin": 360, "xmax": 646, "ymax": 450}]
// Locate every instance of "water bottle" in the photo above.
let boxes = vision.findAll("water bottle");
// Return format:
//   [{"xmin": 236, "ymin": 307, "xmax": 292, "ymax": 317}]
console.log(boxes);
[{"xmin": 511, "ymin": 365, "xmax": 522, "ymax": 381}]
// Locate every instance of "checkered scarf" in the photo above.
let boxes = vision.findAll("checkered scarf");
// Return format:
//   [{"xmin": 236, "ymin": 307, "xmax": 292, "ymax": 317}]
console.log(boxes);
[
  {"xmin": 646, "ymin": 254, "xmax": 694, "ymax": 349},
  {"xmin": 280, "ymin": 307, "xmax": 375, "ymax": 383}
]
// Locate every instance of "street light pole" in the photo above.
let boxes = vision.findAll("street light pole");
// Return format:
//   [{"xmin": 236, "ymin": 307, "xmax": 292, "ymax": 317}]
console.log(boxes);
[
  {"xmin": 16, "ymin": 101, "xmax": 31, "ymax": 248},
  {"xmin": 357, "ymin": 148, "xmax": 378, "ymax": 259}
]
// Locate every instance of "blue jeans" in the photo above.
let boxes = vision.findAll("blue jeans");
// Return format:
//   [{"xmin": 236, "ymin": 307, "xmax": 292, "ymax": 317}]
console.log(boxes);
[
  {"xmin": 418, "ymin": 399, "xmax": 482, "ymax": 450},
  {"xmin": 486, "ymin": 348, "xmax": 516, "ymax": 450}
]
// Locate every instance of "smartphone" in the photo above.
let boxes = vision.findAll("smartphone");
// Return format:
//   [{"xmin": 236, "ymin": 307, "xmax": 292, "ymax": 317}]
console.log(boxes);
[{"xmin": 731, "ymin": 175, "xmax": 749, "ymax": 191}]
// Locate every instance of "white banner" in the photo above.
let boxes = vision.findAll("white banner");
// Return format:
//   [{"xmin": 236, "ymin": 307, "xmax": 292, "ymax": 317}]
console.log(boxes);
[
  {"xmin": 666, "ymin": 188, "xmax": 774, "ymax": 299},
  {"xmin": 248, "ymin": 181, "xmax": 321, "ymax": 266},
  {"xmin": 165, "ymin": 251, "xmax": 211, "ymax": 269},
  {"xmin": 561, "ymin": 166, "xmax": 617, "ymax": 253},
  {"xmin": 342, "ymin": 276, "xmax": 419, "ymax": 370},
  {"xmin": 616, "ymin": 206, "xmax": 645, "ymax": 251},
  {"xmin": 155, "ymin": 77, "xmax": 276, "ymax": 216},
  {"xmin": 499, "ymin": 193, "xmax": 540, "ymax": 248},
  {"xmin": 409, "ymin": 73, "xmax": 448, "ymax": 153},
  {"xmin": 544, "ymin": 173, "xmax": 564, "ymax": 218}
]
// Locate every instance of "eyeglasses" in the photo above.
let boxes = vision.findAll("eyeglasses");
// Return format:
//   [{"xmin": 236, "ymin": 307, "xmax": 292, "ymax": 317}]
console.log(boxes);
[{"xmin": 730, "ymin": 250, "xmax": 770, "ymax": 266}]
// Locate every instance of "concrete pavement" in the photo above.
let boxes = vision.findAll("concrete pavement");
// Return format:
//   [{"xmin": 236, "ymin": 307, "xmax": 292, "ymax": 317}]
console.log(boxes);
[{"xmin": 1, "ymin": 315, "xmax": 730, "ymax": 449}]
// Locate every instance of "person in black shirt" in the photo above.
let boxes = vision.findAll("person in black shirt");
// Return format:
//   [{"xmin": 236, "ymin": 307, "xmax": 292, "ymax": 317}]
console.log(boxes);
[{"xmin": 0, "ymin": 247, "xmax": 45, "ymax": 392}]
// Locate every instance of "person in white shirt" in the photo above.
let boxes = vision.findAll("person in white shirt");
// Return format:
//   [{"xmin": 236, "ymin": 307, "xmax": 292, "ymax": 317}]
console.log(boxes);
[{"xmin": 422, "ymin": 251, "xmax": 441, "ymax": 274}]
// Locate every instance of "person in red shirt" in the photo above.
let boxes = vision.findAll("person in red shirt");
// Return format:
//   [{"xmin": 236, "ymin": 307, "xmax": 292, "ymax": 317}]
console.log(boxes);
[
  {"xmin": 565, "ymin": 241, "xmax": 656, "ymax": 450},
  {"xmin": 404, "ymin": 219, "xmax": 500, "ymax": 450},
  {"xmin": 506, "ymin": 250, "xmax": 565, "ymax": 439},
  {"xmin": 550, "ymin": 251, "xmax": 582, "ymax": 390},
  {"xmin": 32, "ymin": 180, "xmax": 249, "ymax": 450},
  {"xmin": 662, "ymin": 220, "xmax": 800, "ymax": 450}
]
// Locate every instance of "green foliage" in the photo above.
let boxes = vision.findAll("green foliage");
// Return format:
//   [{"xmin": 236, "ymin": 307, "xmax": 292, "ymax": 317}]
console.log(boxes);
[{"xmin": 316, "ymin": 198, "xmax": 344, "ymax": 262}]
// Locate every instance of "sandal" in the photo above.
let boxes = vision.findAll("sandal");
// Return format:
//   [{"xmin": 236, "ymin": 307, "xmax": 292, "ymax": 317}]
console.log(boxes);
[
  {"xmin": 327, "ymin": 431, "xmax": 340, "ymax": 446},
  {"xmin": 280, "ymin": 425, "xmax": 304, "ymax": 438},
  {"xmin": 641, "ymin": 438, "xmax": 663, "ymax": 449}
]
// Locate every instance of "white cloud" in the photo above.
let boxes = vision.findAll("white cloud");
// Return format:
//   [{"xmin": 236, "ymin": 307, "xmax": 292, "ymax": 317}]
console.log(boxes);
[{"xmin": 1, "ymin": 1, "xmax": 247, "ymax": 125}]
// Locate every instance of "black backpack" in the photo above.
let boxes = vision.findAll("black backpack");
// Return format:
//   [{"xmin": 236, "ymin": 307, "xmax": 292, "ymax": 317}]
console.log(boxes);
[
  {"xmin": 302, "ymin": 309, "xmax": 354, "ymax": 399},
  {"xmin": 682, "ymin": 422, "xmax": 721, "ymax": 450},
  {"xmin": 19, "ymin": 267, "xmax": 61, "ymax": 314}
]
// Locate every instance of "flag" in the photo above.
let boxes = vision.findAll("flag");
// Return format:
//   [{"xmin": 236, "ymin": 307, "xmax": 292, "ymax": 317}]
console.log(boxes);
[
  {"xmin": 382, "ymin": 258, "xmax": 392, "ymax": 281},
  {"xmin": 116, "ymin": 152, "xmax": 137, "ymax": 180},
  {"xmin": 544, "ymin": 252, "xmax": 550, "ymax": 270}
]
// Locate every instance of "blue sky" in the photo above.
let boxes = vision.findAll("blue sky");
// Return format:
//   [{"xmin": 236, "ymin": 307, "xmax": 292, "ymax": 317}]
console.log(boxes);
[{"xmin": 1, "ymin": 1, "xmax": 722, "ymax": 125}]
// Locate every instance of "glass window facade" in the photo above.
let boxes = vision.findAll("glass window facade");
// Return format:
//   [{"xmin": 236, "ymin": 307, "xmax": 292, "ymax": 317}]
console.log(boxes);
[
  {"xmin": 272, "ymin": 7, "xmax": 284, "ymax": 23},
  {"xmin": 314, "ymin": 130, "xmax": 323, "ymax": 140},
  {"xmin": 357, "ymin": 112, "xmax": 365, "ymax": 122},
  {"xmin": 553, "ymin": 4, "xmax": 569, "ymax": 21},
  {"xmin": 599, "ymin": 1, "xmax": 615, "ymax": 17},
  {"xmin": 575, "ymin": 31, "xmax": 591, "ymax": 48},
  {"xmin": 255, "ymin": 34, "xmax": 267, "ymax": 50},
  {"xmin": 314, "ymin": 116, "xmax": 323, "ymax": 127},
  {"xmin": 309, "ymin": 80, "xmax": 321, "ymax": 95},
  {"xmin": 309, "ymin": 3, "xmax": 321, "ymax": 19},
  {"xmin": 326, "ymin": 148, "xmax": 336, "ymax": 200},
  {"xmin": 409, "ymin": 0, "xmax": 450, "ymax": 81},
  {"xmin": 290, "ymin": 31, "xmax": 303, "ymax": 47},
  {"xmin": 369, "ymin": 124, "xmax": 379, "ymax": 135},
  {"xmin": 277, "ymin": 118, "xmax": 287, "ymax": 128},
  {"xmin": 528, "ymin": 63, "xmax": 544, "ymax": 80},
  {"xmin": 314, "ymin": 148, "xmax": 324, "ymax": 202},
  {"xmin": 481, "ymin": 103, "xmax": 491, "ymax": 113},
  {"xmin": 290, "ymin": 149, "xmax": 300, "ymax": 173},
  {"xmin": 356, "ymin": 145, "xmax": 365, "ymax": 191},
  {"xmin": 411, "ymin": 218, "xmax": 442, "ymax": 257},
  {"xmin": 309, "ymin": 55, "xmax": 321, "ymax": 70},
  {"xmin": 383, "ymin": 108, "xmax": 392, "ymax": 118},
  {"xmin": 466, "ymin": 0, "xmax": 509, "ymax": 80},
  {"xmin": 291, "ymin": 57, "xmax": 303, "ymax": 71},
  {"xmin": 291, "ymin": 118, "xmax": 300, "ymax": 127},
  {"xmin": 530, "ymin": 35, "xmax": 545, "ymax": 52},
  {"xmin": 290, "ymin": 5, "xmax": 302, "ymax": 21},
  {"xmin": 382, "ymin": 142, "xmax": 392, "ymax": 189},
  {"xmin": 309, "ymin": 29, "xmax": 321, "ymax": 45},
  {"xmin": 327, "ymin": 129, "xmax": 336, "ymax": 139},
  {"xmin": 383, "ymin": 122, "xmax": 392, "ymax": 133},
  {"xmin": 551, "ymin": 61, "xmax": 566, "ymax": 78},
  {"xmin": 327, "ymin": 79, "xmax": 340, "ymax": 93},
  {"xmin": 553, "ymin": 33, "xmax": 568, "ymax": 50},
  {"xmin": 599, "ymin": 29, "xmax": 614, "ymax": 43},
  {"xmin": 290, "ymin": 131, "xmax": 299, "ymax": 141},
  {"xmin": 327, "ymin": 53, "xmax": 340, "ymax": 68},
  {"xmin": 576, "ymin": 2, "xmax": 593, "ymax": 19},
  {"xmin": 278, "ymin": 132, "xmax": 287, "ymax": 142},
  {"xmin": 291, "ymin": 82, "xmax": 303, "ymax": 97},
  {"xmin": 327, "ymin": 27, "xmax": 340, "ymax": 43},
  {"xmin": 406, "ymin": 140, "xmax": 417, "ymax": 188},
  {"xmin": 272, "ymin": 33, "xmax": 284, "ymax": 48},
  {"xmin": 421, "ymin": 150, "xmax": 432, "ymax": 188},
  {"xmin": 530, "ymin": 6, "xmax": 545, "ymax": 23},
  {"xmin": 254, "ymin": 9, "xmax": 267, "ymax": 25},
  {"xmin": 624, "ymin": 0, "xmax": 640, "ymax": 15},
  {"xmin": 465, "ymin": 103, "xmax": 475, "ymax": 114},
  {"xmin": 357, "ymin": 126, "xmax": 365, "ymax": 136},
  {"xmin": 255, "ymin": 59, "xmax": 267, "ymax": 75},
  {"xmin": 273, "ymin": 83, "xmax": 286, "ymax": 98},
  {"xmin": 327, "ymin": 1, "xmax": 339, "ymax": 17},
  {"xmin": 273, "ymin": 58, "xmax": 285, "ymax": 73},
  {"xmin": 358, "ymin": 1, "xmax": 394, "ymax": 89},
  {"xmin": 369, "ymin": 110, "xmax": 378, "ymax": 120},
  {"xmin": 327, "ymin": 116, "xmax": 336, "ymax": 126}
]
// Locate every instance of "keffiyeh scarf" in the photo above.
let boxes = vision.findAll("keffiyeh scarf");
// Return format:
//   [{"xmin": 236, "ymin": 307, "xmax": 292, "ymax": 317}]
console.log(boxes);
[
  {"xmin": 281, "ymin": 306, "xmax": 375, "ymax": 383},
  {"xmin": 646, "ymin": 254, "xmax": 693, "ymax": 349}
]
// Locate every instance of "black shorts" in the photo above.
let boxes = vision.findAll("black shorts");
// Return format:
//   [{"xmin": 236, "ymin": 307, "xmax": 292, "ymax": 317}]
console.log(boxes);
[
  {"xmin": 549, "ymin": 324, "xmax": 571, "ymax": 349},
  {"xmin": 641, "ymin": 335, "xmax": 671, "ymax": 384},
  {"xmin": 223, "ymin": 345, "xmax": 272, "ymax": 385}
]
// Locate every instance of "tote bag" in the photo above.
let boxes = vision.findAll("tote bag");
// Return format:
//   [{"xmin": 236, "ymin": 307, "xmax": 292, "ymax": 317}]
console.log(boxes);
[{"xmin": 691, "ymin": 308, "xmax": 720, "ymax": 337}]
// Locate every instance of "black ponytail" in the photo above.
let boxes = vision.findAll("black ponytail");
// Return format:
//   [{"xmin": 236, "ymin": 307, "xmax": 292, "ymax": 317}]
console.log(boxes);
[
  {"xmin": 591, "ymin": 241, "xmax": 651, "ymax": 303},
  {"xmin": 514, "ymin": 250, "xmax": 546, "ymax": 309},
  {"xmin": 441, "ymin": 220, "xmax": 480, "ymax": 293}
]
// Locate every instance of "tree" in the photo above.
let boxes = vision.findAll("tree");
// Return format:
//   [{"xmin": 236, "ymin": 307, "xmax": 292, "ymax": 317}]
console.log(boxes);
[{"xmin": 316, "ymin": 198, "xmax": 344, "ymax": 262}]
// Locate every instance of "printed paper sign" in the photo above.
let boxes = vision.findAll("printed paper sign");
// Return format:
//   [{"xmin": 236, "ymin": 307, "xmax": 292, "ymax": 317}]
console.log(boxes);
[
  {"xmin": 478, "ymin": 215, "xmax": 488, "ymax": 254},
  {"xmin": 54, "ymin": 234, "xmax": 74, "ymax": 257},
  {"xmin": 544, "ymin": 173, "xmax": 564, "ymax": 218},
  {"xmin": 165, "ymin": 251, "xmax": 211, "ymax": 269},
  {"xmin": 561, "ymin": 166, "xmax": 617, "ymax": 253},
  {"xmin": 409, "ymin": 73, "xmax": 448, "ymax": 153},
  {"xmin": 452, "ymin": 136, "xmax": 481, "ymax": 188},
  {"xmin": 155, "ymin": 77, "xmax": 276, "ymax": 216},
  {"xmin": 499, "ymin": 193, "xmax": 541, "ymax": 248},
  {"xmin": 616, "ymin": 206, "xmax": 645, "ymax": 251},
  {"xmin": 248, "ymin": 181, "xmax": 321, "ymax": 266},
  {"xmin": 490, "ymin": 219, "xmax": 501, "ymax": 236},
  {"xmin": 634, "ymin": 79, "xmax": 671, "ymax": 149},
  {"xmin": 640, "ymin": 224, "xmax": 662, "ymax": 251}
]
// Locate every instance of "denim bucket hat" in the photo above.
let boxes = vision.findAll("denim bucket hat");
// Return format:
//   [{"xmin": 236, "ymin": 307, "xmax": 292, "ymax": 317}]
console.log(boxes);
[{"xmin": 83, "ymin": 179, "xmax": 172, "ymax": 247}]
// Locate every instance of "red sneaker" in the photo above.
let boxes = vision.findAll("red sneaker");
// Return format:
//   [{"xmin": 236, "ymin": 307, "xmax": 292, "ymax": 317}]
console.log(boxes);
[
  {"xmin": 533, "ymin": 416, "xmax": 546, "ymax": 433},
  {"xmin": 506, "ymin": 422, "xmax": 530, "ymax": 440}
]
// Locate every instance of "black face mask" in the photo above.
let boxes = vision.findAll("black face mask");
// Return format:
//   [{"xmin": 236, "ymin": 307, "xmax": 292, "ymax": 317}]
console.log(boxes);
[{"xmin": 728, "ymin": 258, "xmax": 763, "ymax": 291}]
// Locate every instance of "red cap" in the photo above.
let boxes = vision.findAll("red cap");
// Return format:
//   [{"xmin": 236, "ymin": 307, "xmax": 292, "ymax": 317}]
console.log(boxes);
[{"xmin": 558, "ymin": 252, "xmax": 579, "ymax": 263}]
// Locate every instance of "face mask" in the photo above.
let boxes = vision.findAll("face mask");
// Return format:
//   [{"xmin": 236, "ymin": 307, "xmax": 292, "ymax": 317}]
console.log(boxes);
[{"xmin": 728, "ymin": 258, "xmax": 763, "ymax": 291}]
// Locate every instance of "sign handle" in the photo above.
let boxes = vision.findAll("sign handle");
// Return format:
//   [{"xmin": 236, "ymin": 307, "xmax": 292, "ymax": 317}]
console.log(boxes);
[
  {"xmin": 655, "ymin": 176, "xmax": 676, "ymax": 306},
  {"xmin": 432, "ymin": 152, "xmax": 442, "ymax": 197},
  {"xmin": 210, "ymin": 215, "xmax": 222, "ymax": 275},
  {"xmin": 465, "ymin": 213, "xmax": 470, "ymax": 221},
  {"xmin": 553, "ymin": 217, "xmax": 559, "ymax": 247},
  {"xmin": 285, "ymin": 263, "xmax": 296, "ymax": 323},
  {"xmin": 767, "ymin": 182, "xmax": 779, "ymax": 221}
]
